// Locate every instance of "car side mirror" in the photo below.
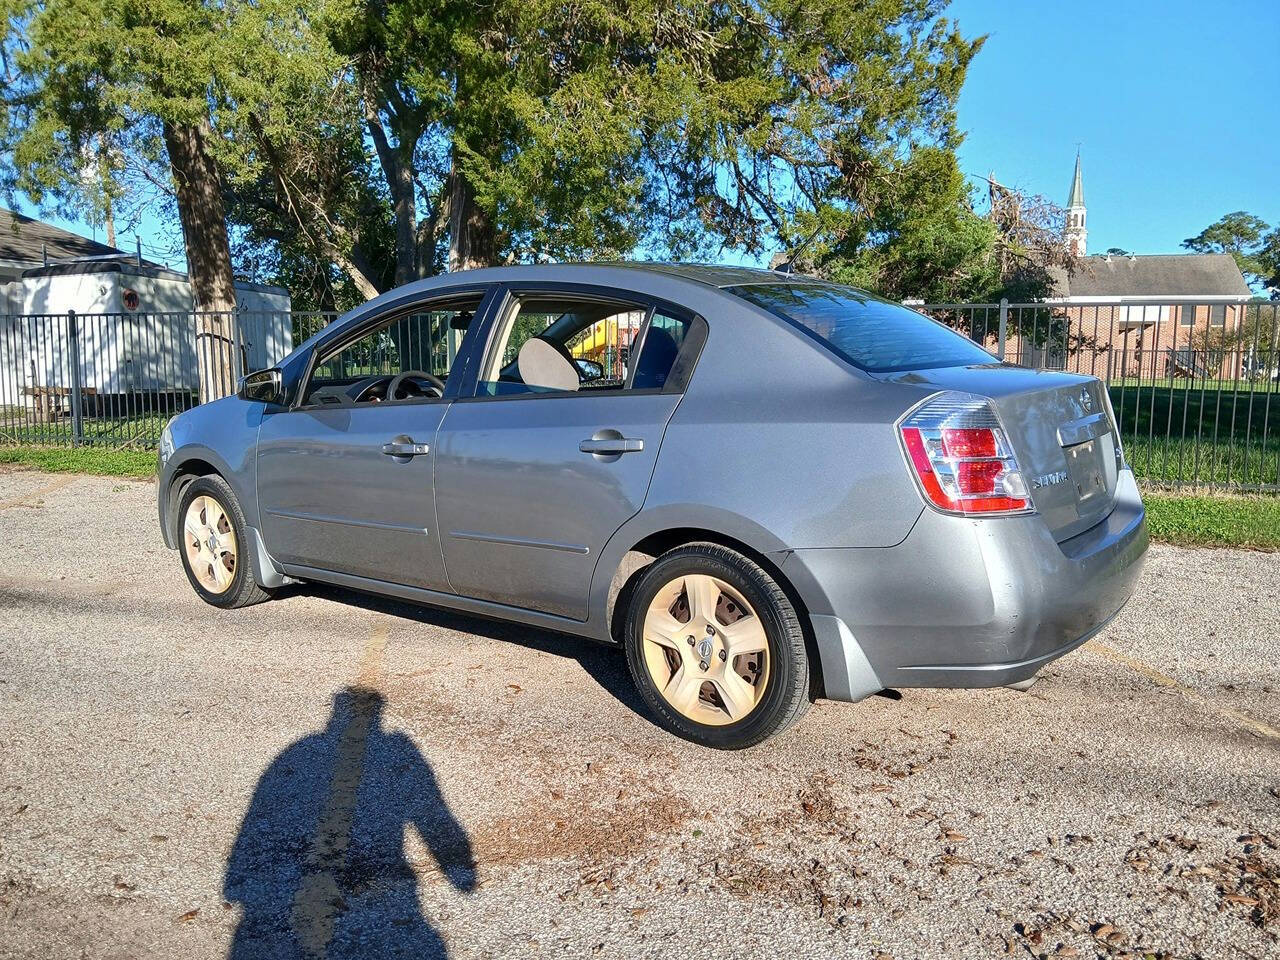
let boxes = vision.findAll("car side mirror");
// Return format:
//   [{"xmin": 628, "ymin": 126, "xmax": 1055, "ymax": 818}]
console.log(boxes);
[
  {"xmin": 575, "ymin": 358, "xmax": 604, "ymax": 382},
  {"xmin": 238, "ymin": 368, "xmax": 284, "ymax": 406}
]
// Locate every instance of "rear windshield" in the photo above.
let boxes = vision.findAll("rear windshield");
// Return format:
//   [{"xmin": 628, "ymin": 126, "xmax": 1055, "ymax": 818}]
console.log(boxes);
[{"xmin": 729, "ymin": 282, "xmax": 995, "ymax": 373}]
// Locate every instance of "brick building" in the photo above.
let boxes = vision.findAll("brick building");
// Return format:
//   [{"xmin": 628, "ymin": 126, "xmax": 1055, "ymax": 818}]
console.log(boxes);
[{"xmin": 1010, "ymin": 158, "xmax": 1254, "ymax": 379}]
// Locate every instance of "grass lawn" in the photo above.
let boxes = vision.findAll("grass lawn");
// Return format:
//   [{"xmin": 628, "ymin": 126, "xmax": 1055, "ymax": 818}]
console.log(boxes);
[
  {"xmin": 0, "ymin": 445, "xmax": 155, "ymax": 479},
  {"xmin": 1111, "ymin": 383, "xmax": 1279, "ymax": 489},
  {"xmin": 1143, "ymin": 492, "xmax": 1280, "ymax": 551},
  {"xmin": 0, "ymin": 413, "xmax": 170, "ymax": 449}
]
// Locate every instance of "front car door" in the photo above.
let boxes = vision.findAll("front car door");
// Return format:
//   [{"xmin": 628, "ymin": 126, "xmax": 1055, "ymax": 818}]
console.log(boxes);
[
  {"xmin": 256, "ymin": 288, "xmax": 493, "ymax": 589},
  {"xmin": 433, "ymin": 286, "xmax": 703, "ymax": 620}
]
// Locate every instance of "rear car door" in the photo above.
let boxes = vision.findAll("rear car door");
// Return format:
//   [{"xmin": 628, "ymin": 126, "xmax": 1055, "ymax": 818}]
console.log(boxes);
[
  {"xmin": 433, "ymin": 286, "xmax": 703, "ymax": 620},
  {"xmin": 256, "ymin": 289, "xmax": 492, "ymax": 589}
]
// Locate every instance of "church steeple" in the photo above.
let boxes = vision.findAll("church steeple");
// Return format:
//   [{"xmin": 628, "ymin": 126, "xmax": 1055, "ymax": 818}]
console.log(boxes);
[{"xmin": 1065, "ymin": 151, "xmax": 1087, "ymax": 256}]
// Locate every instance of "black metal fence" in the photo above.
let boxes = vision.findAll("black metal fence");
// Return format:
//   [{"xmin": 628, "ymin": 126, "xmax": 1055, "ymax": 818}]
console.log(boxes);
[
  {"xmin": 916, "ymin": 299, "xmax": 1280, "ymax": 493},
  {"xmin": 0, "ymin": 310, "xmax": 336, "ymax": 449},
  {"xmin": 4, "ymin": 299, "xmax": 1277, "ymax": 493}
]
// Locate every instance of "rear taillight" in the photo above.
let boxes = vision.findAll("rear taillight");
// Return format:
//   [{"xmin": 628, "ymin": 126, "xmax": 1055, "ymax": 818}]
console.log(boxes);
[{"xmin": 899, "ymin": 392, "xmax": 1031, "ymax": 515}]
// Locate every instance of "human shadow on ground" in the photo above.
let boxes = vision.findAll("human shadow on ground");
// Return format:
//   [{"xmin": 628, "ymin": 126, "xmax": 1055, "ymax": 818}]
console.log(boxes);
[
  {"xmin": 224, "ymin": 687, "xmax": 475, "ymax": 960},
  {"xmin": 287, "ymin": 582, "xmax": 650, "ymax": 720}
]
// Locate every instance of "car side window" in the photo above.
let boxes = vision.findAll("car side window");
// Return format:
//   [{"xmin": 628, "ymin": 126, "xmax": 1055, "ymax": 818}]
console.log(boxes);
[
  {"xmin": 631, "ymin": 310, "xmax": 691, "ymax": 390},
  {"xmin": 477, "ymin": 294, "xmax": 690, "ymax": 397},
  {"xmin": 301, "ymin": 295, "xmax": 483, "ymax": 407}
]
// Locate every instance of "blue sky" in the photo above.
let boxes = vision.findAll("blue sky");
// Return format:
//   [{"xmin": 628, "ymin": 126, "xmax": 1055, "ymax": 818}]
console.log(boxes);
[
  {"xmin": 949, "ymin": 0, "xmax": 1279, "ymax": 255},
  {"xmin": 13, "ymin": 0, "xmax": 1279, "ymax": 271}
]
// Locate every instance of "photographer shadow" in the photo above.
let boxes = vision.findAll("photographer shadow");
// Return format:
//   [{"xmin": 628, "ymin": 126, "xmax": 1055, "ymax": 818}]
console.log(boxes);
[{"xmin": 224, "ymin": 686, "xmax": 474, "ymax": 959}]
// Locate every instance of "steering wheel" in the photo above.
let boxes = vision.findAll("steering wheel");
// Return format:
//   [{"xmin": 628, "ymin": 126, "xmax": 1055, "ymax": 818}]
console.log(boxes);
[{"xmin": 387, "ymin": 370, "xmax": 445, "ymax": 401}]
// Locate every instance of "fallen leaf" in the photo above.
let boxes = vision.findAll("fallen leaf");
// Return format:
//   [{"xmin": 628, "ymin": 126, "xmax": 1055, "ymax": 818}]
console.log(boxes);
[
  {"xmin": 506, "ymin": 684, "xmax": 522, "ymax": 693},
  {"xmin": 1222, "ymin": 893, "xmax": 1260, "ymax": 906},
  {"xmin": 1092, "ymin": 923, "xmax": 1125, "ymax": 944},
  {"xmin": 941, "ymin": 829, "xmax": 968, "ymax": 842},
  {"xmin": 175, "ymin": 909, "xmax": 199, "ymax": 923}
]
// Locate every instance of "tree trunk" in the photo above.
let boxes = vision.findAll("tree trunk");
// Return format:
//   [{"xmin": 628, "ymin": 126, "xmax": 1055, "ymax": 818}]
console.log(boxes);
[
  {"xmin": 362, "ymin": 93, "xmax": 418, "ymax": 287},
  {"xmin": 389, "ymin": 152, "xmax": 417, "ymax": 287},
  {"xmin": 163, "ymin": 117, "xmax": 238, "ymax": 403},
  {"xmin": 447, "ymin": 156, "xmax": 496, "ymax": 272}
]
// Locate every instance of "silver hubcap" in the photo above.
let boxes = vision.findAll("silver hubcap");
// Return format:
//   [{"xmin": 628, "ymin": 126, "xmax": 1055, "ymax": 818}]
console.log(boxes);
[
  {"xmin": 641, "ymin": 574, "xmax": 769, "ymax": 726},
  {"xmin": 183, "ymin": 495, "xmax": 237, "ymax": 595}
]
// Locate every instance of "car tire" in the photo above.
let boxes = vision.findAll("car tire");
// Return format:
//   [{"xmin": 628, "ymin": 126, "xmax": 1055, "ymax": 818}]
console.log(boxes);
[
  {"xmin": 176, "ymin": 475, "xmax": 272, "ymax": 609},
  {"xmin": 624, "ymin": 543, "xmax": 810, "ymax": 749}
]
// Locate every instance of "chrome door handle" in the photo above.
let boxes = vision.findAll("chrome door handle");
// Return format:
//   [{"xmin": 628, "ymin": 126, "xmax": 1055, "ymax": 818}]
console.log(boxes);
[
  {"xmin": 381, "ymin": 436, "xmax": 430, "ymax": 457},
  {"xmin": 579, "ymin": 437, "xmax": 644, "ymax": 455}
]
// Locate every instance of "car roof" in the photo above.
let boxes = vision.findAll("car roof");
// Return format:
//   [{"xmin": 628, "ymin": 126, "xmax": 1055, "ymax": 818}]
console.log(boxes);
[
  {"xmin": 596, "ymin": 262, "xmax": 824, "ymax": 288},
  {"xmin": 418, "ymin": 261, "xmax": 827, "ymax": 290}
]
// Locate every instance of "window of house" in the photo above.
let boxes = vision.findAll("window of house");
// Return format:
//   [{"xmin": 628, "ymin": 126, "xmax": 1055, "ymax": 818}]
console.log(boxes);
[
  {"xmin": 302, "ymin": 295, "xmax": 483, "ymax": 406},
  {"xmin": 1179, "ymin": 305, "xmax": 1197, "ymax": 327},
  {"xmin": 477, "ymin": 295, "xmax": 691, "ymax": 396},
  {"xmin": 1210, "ymin": 304, "xmax": 1226, "ymax": 327}
]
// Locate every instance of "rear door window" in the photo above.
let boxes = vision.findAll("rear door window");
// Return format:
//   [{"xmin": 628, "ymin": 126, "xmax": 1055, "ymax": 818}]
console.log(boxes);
[
  {"xmin": 730, "ymin": 282, "xmax": 994, "ymax": 373},
  {"xmin": 477, "ymin": 294, "xmax": 691, "ymax": 396}
]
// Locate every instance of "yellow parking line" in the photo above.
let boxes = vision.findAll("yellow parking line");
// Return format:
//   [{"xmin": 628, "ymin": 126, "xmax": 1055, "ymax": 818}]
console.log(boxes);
[
  {"xmin": 1091, "ymin": 640, "xmax": 1280, "ymax": 743},
  {"xmin": 356, "ymin": 621, "xmax": 388, "ymax": 687},
  {"xmin": 290, "ymin": 620, "xmax": 390, "ymax": 957},
  {"xmin": 0, "ymin": 474, "xmax": 76, "ymax": 511}
]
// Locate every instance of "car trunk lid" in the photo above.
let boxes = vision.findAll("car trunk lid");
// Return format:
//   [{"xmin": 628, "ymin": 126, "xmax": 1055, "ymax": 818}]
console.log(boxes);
[{"xmin": 883, "ymin": 365, "xmax": 1120, "ymax": 541}]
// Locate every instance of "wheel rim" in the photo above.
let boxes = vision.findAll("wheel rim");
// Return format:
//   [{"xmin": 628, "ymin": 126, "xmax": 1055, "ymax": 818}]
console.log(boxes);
[
  {"xmin": 641, "ymin": 573, "xmax": 770, "ymax": 726},
  {"xmin": 183, "ymin": 495, "xmax": 237, "ymax": 595}
]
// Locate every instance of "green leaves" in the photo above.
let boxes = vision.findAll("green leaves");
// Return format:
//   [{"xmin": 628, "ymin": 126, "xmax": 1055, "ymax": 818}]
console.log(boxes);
[
  {"xmin": 4, "ymin": 0, "xmax": 990, "ymax": 303},
  {"xmin": 1182, "ymin": 211, "xmax": 1274, "ymax": 287}
]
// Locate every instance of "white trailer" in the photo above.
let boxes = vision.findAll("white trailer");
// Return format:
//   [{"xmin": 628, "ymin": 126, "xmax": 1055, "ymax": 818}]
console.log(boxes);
[{"xmin": 0, "ymin": 260, "xmax": 292, "ymax": 412}]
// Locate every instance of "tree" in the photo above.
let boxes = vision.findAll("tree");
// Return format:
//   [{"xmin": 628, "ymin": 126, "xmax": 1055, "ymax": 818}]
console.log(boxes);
[
  {"xmin": 821, "ymin": 148, "xmax": 1000, "ymax": 304},
  {"xmin": 216, "ymin": 0, "xmax": 395, "ymax": 307},
  {"xmin": 3, "ymin": 0, "xmax": 242, "ymax": 399},
  {"xmin": 1182, "ymin": 211, "xmax": 1270, "ymax": 284},
  {"xmin": 6, "ymin": 0, "xmax": 989, "ymax": 323},
  {"xmin": 317, "ymin": 0, "xmax": 985, "ymax": 278},
  {"xmin": 1257, "ymin": 228, "xmax": 1280, "ymax": 297}
]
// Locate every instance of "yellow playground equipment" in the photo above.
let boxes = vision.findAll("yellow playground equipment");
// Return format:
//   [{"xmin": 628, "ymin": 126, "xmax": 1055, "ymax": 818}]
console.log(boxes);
[{"xmin": 568, "ymin": 311, "xmax": 646, "ymax": 380}]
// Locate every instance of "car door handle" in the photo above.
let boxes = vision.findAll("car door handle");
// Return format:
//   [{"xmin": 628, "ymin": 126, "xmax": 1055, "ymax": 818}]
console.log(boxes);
[
  {"xmin": 579, "ymin": 437, "xmax": 644, "ymax": 455},
  {"xmin": 381, "ymin": 437, "xmax": 430, "ymax": 457}
]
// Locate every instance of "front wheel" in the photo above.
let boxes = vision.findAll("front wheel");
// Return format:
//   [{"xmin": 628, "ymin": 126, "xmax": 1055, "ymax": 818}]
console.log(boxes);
[
  {"xmin": 177, "ymin": 475, "xmax": 271, "ymax": 609},
  {"xmin": 624, "ymin": 543, "xmax": 809, "ymax": 749}
]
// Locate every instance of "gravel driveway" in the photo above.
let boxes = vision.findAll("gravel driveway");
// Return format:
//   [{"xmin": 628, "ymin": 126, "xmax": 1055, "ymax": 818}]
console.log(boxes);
[{"xmin": 1, "ymin": 468, "xmax": 1277, "ymax": 960}]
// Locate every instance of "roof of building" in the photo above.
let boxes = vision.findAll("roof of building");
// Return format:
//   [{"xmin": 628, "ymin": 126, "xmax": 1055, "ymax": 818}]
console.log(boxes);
[
  {"xmin": 18, "ymin": 258, "xmax": 288, "ymax": 294},
  {"xmin": 1049, "ymin": 253, "xmax": 1252, "ymax": 300},
  {"xmin": 0, "ymin": 208, "xmax": 125, "ymax": 265},
  {"xmin": 1066, "ymin": 153, "xmax": 1085, "ymax": 209}
]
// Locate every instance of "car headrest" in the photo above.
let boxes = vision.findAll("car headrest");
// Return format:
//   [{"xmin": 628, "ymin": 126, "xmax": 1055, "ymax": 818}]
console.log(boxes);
[
  {"xmin": 632, "ymin": 326, "xmax": 680, "ymax": 389},
  {"xmin": 517, "ymin": 336, "xmax": 579, "ymax": 392}
]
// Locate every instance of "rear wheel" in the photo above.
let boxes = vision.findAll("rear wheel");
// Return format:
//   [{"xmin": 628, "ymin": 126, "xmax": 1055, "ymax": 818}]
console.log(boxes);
[
  {"xmin": 624, "ymin": 543, "xmax": 809, "ymax": 749},
  {"xmin": 177, "ymin": 475, "xmax": 271, "ymax": 609}
]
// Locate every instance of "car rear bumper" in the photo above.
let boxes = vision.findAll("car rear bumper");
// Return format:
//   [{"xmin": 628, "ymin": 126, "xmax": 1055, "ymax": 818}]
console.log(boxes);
[{"xmin": 785, "ymin": 469, "xmax": 1148, "ymax": 699}]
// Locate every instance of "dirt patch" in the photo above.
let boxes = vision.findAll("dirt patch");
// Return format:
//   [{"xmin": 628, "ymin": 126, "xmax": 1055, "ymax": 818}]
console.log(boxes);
[{"xmin": 468, "ymin": 755, "xmax": 694, "ymax": 875}]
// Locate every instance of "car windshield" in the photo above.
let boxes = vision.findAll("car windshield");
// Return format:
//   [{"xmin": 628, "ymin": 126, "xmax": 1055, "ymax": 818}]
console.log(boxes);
[{"xmin": 729, "ymin": 282, "xmax": 995, "ymax": 373}]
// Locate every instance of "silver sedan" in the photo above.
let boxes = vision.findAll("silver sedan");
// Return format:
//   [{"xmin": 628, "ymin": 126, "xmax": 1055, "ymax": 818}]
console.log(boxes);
[{"xmin": 157, "ymin": 264, "xmax": 1148, "ymax": 749}]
